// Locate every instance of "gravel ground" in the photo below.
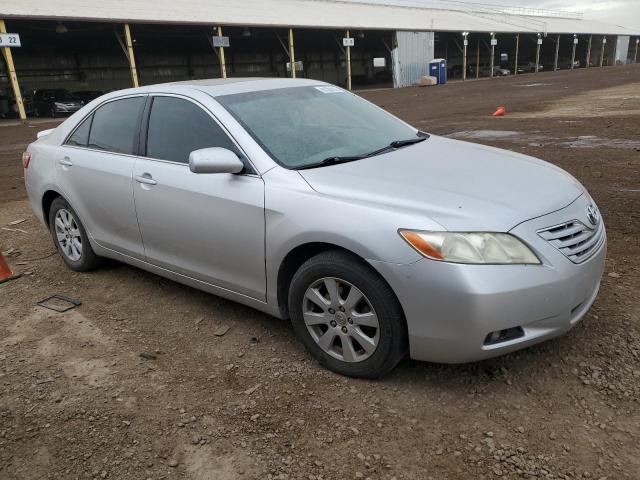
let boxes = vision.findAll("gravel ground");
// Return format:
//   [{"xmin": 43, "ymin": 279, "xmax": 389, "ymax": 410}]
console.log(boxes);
[{"xmin": 1, "ymin": 65, "xmax": 639, "ymax": 480}]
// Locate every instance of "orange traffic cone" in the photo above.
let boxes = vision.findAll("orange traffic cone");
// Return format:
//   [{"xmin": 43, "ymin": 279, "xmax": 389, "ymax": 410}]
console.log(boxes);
[
  {"xmin": 0, "ymin": 252, "xmax": 20, "ymax": 284},
  {"xmin": 492, "ymin": 106, "xmax": 506, "ymax": 117}
]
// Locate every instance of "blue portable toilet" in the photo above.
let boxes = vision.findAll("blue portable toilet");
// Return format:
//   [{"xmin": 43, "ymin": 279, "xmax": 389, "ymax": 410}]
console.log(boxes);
[{"xmin": 428, "ymin": 58, "xmax": 447, "ymax": 85}]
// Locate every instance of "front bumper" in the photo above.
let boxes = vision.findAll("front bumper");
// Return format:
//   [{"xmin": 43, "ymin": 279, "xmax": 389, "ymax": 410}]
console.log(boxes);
[{"xmin": 371, "ymin": 195, "xmax": 606, "ymax": 363}]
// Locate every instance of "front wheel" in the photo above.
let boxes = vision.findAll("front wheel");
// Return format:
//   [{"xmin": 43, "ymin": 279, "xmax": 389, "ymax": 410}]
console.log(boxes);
[
  {"xmin": 288, "ymin": 250, "xmax": 407, "ymax": 378},
  {"xmin": 48, "ymin": 197, "xmax": 101, "ymax": 271}
]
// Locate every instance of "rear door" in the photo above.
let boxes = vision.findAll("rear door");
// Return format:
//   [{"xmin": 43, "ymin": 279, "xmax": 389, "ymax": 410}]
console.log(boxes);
[
  {"xmin": 132, "ymin": 95, "xmax": 266, "ymax": 300},
  {"xmin": 56, "ymin": 95, "xmax": 146, "ymax": 259}
]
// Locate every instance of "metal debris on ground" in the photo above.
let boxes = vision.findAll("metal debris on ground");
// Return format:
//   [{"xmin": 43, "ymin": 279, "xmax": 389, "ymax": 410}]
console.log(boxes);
[
  {"xmin": 213, "ymin": 325, "xmax": 230, "ymax": 336},
  {"xmin": 36, "ymin": 294, "xmax": 81, "ymax": 312},
  {"xmin": 1, "ymin": 227, "xmax": 28, "ymax": 233},
  {"xmin": 7, "ymin": 219, "xmax": 25, "ymax": 225}
]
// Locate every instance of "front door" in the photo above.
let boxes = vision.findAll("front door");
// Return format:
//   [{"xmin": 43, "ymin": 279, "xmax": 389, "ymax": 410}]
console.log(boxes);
[{"xmin": 132, "ymin": 95, "xmax": 266, "ymax": 300}]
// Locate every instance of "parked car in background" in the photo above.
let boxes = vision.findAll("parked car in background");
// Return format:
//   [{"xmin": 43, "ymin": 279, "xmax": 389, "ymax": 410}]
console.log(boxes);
[
  {"xmin": 23, "ymin": 78, "xmax": 606, "ymax": 378},
  {"xmin": 73, "ymin": 90, "xmax": 104, "ymax": 104},
  {"xmin": 517, "ymin": 62, "xmax": 542, "ymax": 74},
  {"xmin": 557, "ymin": 59, "xmax": 581, "ymax": 69},
  {"xmin": 32, "ymin": 89, "xmax": 83, "ymax": 118},
  {"xmin": 476, "ymin": 65, "xmax": 511, "ymax": 76}
]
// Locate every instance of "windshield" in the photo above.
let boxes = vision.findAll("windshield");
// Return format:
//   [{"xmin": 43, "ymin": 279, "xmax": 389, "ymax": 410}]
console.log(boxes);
[{"xmin": 216, "ymin": 86, "xmax": 420, "ymax": 169}]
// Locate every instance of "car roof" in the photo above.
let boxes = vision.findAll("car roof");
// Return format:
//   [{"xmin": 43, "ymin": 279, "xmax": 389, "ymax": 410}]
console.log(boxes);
[{"xmin": 104, "ymin": 77, "xmax": 328, "ymax": 99}]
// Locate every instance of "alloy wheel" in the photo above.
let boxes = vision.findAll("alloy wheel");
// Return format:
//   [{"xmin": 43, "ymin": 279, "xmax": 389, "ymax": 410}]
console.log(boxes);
[
  {"xmin": 54, "ymin": 208, "xmax": 82, "ymax": 261},
  {"xmin": 302, "ymin": 277, "xmax": 380, "ymax": 363}
]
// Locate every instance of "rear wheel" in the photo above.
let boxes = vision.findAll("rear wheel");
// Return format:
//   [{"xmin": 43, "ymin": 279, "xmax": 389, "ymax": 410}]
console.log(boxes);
[
  {"xmin": 48, "ymin": 197, "xmax": 101, "ymax": 271},
  {"xmin": 288, "ymin": 250, "xmax": 407, "ymax": 378}
]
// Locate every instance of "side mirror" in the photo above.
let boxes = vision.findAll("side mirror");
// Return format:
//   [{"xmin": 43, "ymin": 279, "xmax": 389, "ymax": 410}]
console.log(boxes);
[{"xmin": 188, "ymin": 147, "xmax": 244, "ymax": 174}]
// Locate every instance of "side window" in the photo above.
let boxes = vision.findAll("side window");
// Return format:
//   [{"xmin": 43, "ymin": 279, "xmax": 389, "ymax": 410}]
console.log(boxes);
[
  {"xmin": 66, "ymin": 114, "xmax": 93, "ymax": 147},
  {"xmin": 88, "ymin": 97, "xmax": 145, "ymax": 155},
  {"xmin": 146, "ymin": 96, "xmax": 236, "ymax": 164}
]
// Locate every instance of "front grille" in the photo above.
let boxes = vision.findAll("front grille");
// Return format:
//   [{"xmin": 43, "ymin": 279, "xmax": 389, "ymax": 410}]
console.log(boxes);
[{"xmin": 537, "ymin": 219, "xmax": 604, "ymax": 263}]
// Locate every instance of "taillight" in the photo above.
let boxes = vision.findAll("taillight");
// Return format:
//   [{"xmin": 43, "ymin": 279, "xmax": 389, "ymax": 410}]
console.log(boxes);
[{"xmin": 22, "ymin": 151, "xmax": 32, "ymax": 169}]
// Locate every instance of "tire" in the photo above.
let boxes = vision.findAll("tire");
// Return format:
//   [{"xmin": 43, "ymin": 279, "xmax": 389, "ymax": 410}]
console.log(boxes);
[
  {"xmin": 48, "ymin": 197, "xmax": 101, "ymax": 272},
  {"xmin": 288, "ymin": 250, "xmax": 407, "ymax": 379}
]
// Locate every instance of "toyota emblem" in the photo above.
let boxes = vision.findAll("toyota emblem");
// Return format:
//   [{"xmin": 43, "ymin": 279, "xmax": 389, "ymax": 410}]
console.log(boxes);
[{"xmin": 586, "ymin": 204, "xmax": 599, "ymax": 226}]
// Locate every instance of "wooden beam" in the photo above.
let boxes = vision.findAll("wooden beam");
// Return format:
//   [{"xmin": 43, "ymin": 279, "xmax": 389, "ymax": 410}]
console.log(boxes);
[
  {"xmin": 123, "ymin": 24, "xmax": 139, "ymax": 87},
  {"xmin": 0, "ymin": 20, "xmax": 26, "ymax": 121},
  {"xmin": 216, "ymin": 26, "xmax": 227, "ymax": 79},
  {"xmin": 288, "ymin": 28, "xmax": 296, "ymax": 78}
]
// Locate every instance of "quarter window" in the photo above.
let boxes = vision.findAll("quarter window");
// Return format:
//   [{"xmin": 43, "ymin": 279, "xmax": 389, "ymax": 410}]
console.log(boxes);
[
  {"xmin": 88, "ymin": 97, "xmax": 145, "ymax": 155},
  {"xmin": 146, "ymin": 96, "xmax": 236, "ymax": 164},
  {"xmin": 66, "ymin": 114, "xmax": 93, "ymax": 147}
]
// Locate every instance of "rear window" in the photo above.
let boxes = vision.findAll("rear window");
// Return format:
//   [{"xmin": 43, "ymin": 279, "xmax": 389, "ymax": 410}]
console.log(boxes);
[
  {"xmin": 66, "ymin": 114, "xmax": 93, "ymax": 147},
  {"xmin": 88, "ymin": 97, "xmax": 145, "ymax": 155}
]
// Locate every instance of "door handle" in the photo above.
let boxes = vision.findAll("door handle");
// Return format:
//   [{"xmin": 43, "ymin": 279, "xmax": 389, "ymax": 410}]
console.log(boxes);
[
  {"xmin": 134, "ymin": 174, "xmax": 157, "ymax": 186},
  {"xmin": 58, "ymin": 157, "xmax": 73, "ymax": 167}
]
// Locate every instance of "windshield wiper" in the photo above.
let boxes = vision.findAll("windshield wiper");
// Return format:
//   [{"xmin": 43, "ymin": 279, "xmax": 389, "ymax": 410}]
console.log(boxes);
[
  {"xmin": 297, "ymin": 134, "xmax": 428, "ymax": 170},
  {"xmin": 359, "ymin": 135, "xmax": 428, "ymax": 159},
  {"xmin": 297, "ymin": 155, "xmax": 365, "ymax": 170}
]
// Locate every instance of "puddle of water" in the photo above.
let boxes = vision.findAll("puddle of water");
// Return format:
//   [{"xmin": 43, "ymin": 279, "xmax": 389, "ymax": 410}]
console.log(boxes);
[
  {"xmin": 448, "ymin": 130, "xmax": 522, "ymax": 140},
  {"xmin": 516, "ymin": 83, "xmax": 553, "ymax": 87},
  {"xmin": 449, "ymin": 130, "xmax": 640, "ymax": 150},
  {"xmin": 561, "ymin": 136, "xmax": 640, "ymax": 149}
]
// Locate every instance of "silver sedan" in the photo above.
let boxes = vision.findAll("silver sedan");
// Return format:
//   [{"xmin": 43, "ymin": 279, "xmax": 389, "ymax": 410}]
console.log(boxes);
[{"xmin": 23, "ymin": 78, "xmax": 606, "ymax": 378}]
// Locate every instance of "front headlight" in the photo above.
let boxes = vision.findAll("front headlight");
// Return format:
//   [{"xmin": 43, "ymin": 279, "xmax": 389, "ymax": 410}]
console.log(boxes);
[{"xmin": 399, "ymin": 230, "xmax": 540, "ymax": 265}]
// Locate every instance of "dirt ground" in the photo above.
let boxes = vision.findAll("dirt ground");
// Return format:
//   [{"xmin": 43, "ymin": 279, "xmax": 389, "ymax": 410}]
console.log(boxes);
[{"xmin": 1, "ymin": 65, "xmax": 639, "ymax": 480}]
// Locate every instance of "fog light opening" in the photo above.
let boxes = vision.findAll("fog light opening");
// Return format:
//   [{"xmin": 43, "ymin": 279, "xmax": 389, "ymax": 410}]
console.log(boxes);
[{"xmin": 484, "ymin": 326, "xmax": 525, "ymax": 346}]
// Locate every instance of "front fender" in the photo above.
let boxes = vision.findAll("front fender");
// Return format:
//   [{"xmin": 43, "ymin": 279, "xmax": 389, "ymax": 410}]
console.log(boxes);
[{"xmin": 263, "ymin": 167, "xmax": 436, "ymax": 308}]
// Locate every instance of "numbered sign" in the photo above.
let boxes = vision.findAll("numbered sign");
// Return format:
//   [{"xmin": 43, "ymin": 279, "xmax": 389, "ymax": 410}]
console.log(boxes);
[
  {"xmin": 286, "ymin": 61, "xmax": 304, "ymax": 72},
  {"xmin": 0, "ymin": 33, "xmax": 21, "ymax": 47},
  {"xmin": 537, "ymin": 38, "xmax": 543, "ymax": 45},
  {"xmin": 573, "ymin": 38, "xmax": 579, "ymax": 44},
  {"xmin": 463, "ymin": 39, "xmax": 468, "ymax": 46},
  {"xmin": 342, "ymin": 37, "xmax": 354, "ymax": 47},
  {"xmin": 212, "ymin": 36, "xmax": 230, "ymax": 48},
  {"xmin": 491, "ymin": 38, "xmax": 498, "ymax": 46},
  {"xmin": 602, "ymin": 38, "xmax": 607, "ymax": 44}
]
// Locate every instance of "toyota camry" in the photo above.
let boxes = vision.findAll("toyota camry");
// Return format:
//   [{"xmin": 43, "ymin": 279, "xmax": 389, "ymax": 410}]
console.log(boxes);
[{"xmin": 23, "ymin": 78, "xmax": 606, "ymax": 378}]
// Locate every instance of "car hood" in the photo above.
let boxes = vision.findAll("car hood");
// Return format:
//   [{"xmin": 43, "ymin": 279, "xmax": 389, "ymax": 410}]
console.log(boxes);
[{"xmin": 297, "ymin": 135, "xmax": 584, "ymax": 231}]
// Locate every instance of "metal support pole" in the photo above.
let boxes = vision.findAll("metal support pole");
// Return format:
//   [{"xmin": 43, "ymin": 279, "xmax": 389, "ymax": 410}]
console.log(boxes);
[
  {"xmin": 571, "ymin": 35, "xmax": 577, "ymax": 69},
  {"xmin": 535, "ymin": 34, "xmax": 541, "ymax": 73},
  {"xmin": 514, "ymin": 33, "xmax": 519, "ymax": 75},
  {"xmin": 600, "ymin": 36, "xmax": 605, "ymax": 67},
  {"xmin": 554, "ymin": 34, "xmax": 560, "ymax": 71},
  {"xmin": 462, "ymin": 34, "xmax": 468, "ymax": 81},
  {"xmin": 476, "ymin": 40, "xmax": 480, "ymax": 78},
  {"xmin": 0, "ymin": 20, "xmax": 25, "ymax": 121},
  {"xmin": 490, "ymin": 33, "xmax": 495, "ymax": 78},
  {"xmin": 345, "ymin": 30, "xmax": 352, "ymax": 90},
  {"xmin": 216, "ymin": 26, "xmax": 227, "ymax": 79},
  {"xmin": 635, "ymin": 39, "xmax": 639, "ymax": 63},
  {"xmin": 586, "ymin": 35, "xmax": 592, "ymax": 68},
  {"xmin": 288, "ymin": 28, "xmax": 296, "ymax": 79},
  {"xmin": 123, "ymin": 23, "xmax": 139, "ymax": 87}
]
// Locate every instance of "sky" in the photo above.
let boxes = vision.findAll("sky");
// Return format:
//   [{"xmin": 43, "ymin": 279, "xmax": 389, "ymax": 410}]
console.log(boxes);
[{"xmin": 348, "ymin": 0, "xmax": 640, "ymax": 30}]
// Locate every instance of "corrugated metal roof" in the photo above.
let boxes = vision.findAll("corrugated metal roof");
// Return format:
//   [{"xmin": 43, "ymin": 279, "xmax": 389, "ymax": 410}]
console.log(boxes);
[{"xmin": 1, "ymin": 0, "xmax": 637, "ymax": 35}]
